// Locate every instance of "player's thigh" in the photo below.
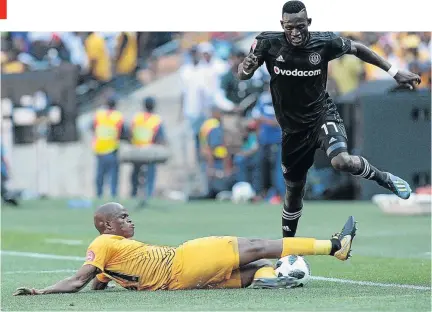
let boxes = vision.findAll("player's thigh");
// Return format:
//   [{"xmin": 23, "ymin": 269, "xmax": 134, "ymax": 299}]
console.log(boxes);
[
  {"xmin": 281, "ymin": 131, "xmax": 316, "ymax": 182},
  {"xmin": 317, "ymin": 118, "xmax": 348, "ymax": 159},
  {"xmin": 169, "ymin": 236, "xmax": 240, "ymax": 290}
]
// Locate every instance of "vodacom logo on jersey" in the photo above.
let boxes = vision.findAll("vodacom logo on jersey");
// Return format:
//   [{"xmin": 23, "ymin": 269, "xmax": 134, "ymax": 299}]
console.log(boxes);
[{"xmin": 274, "ymin": 66, "xmax": 321, "ymax": 77}]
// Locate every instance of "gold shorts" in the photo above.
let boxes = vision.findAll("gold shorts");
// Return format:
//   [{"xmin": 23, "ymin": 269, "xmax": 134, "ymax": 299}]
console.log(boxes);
[{"xmin": 168, "ymin": 236, "xmax": 241, "ymax": 290}]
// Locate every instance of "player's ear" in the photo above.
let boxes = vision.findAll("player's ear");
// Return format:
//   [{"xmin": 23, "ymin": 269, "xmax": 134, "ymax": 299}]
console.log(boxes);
[
  {"xmin": 280, "ymin": 20, "xmax": 284, "ymax": 29},
  {"xmin": 308, "ymin": 18, "xmax": 312, "ymax": 26}
]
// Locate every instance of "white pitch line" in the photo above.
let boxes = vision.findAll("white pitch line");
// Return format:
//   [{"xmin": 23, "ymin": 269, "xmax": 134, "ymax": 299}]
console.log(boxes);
[
  {"xmin": 1, "ymin": 250, "xmax": 84, "ymax": 261},
  {"xmin": 3, "ymin": 269, "xmax": 76, "ymax": 275},
  {"xmin": 2, "ymin": 251, "xmax": 430, "ymax": 291},
  {"xmin": 311, "ymin": 276, "xmax": 430, "ymax": 291}
]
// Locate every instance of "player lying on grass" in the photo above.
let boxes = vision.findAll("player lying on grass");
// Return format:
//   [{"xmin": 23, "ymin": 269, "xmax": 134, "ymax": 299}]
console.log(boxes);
[{"xmin": 13, "ymin": 202, "xmax": 357, "ymax": 295}]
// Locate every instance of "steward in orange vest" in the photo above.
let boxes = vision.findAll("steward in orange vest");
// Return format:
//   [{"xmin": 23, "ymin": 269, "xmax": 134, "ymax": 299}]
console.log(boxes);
[
  {"xmin": 92, "ymin": 96, "xmax": 126, "ymax": 198},
  {"xmin": 130, "ymin": 97, "xmax": 166, "ymax": 204}
]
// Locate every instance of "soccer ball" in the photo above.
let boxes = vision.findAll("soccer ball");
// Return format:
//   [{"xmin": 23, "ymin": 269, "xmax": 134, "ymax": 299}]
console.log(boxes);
[
  {"xmin": 231, "ymin": 182, "xmax": 255, "ymax": 203},
  {"xmin": 275, "ymin": 255, "xmax": 311, "ymax": 287}
]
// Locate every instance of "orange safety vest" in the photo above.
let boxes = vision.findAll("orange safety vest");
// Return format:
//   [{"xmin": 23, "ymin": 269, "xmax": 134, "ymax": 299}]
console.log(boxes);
[
  {"xmin": 93, "ymin": 109, "xmax": 124, "ymax": 155},
  {"xmin": 131, "ymin": 112, "xmax": 162, "ymax": 146},
  {"xmin": 199, "ymin": 118, "xmax": 227, "ymax": 159}
]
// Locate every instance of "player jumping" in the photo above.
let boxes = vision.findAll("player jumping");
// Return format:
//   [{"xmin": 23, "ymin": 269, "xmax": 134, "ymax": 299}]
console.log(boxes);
[
  {"xmin": 238, "ymin": 0, "xmax": 421, "ymax": 238},
  {"xmin": 13, "ymin": 202, "xmax": 356, "ymax": 294}
]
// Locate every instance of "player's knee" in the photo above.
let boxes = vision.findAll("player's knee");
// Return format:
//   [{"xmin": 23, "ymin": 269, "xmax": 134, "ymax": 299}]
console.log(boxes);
[{"xmin": 331, "ymin": 154, "xmax": 352, "ymax": 172}]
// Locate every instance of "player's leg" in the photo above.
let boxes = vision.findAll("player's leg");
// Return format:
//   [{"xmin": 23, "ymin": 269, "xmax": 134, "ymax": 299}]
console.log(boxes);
[
  {"xmin": 130, "ymin": 164, "xmax": 140, "ymax": 197},
  {"xmin": 208, "ymin": 260, "xmax": 274, "ymax": 289},
  {"xmin": 237, "ymin": 215, "xmax": 357, "ymax": 266},
  {"xmin": 109, "ymin": 152, "xmax": 119, "ymax": 198},
  {"xmin": 95, "ymin": 155, "xmax": 107, "ymax": 198},
  {"xmin": 280, "ymin": 132, "xmax": 316, "ymax": 237},
  {"xmin": 318, "ymin": 118, "xmax": 411, "ymax": 199}
]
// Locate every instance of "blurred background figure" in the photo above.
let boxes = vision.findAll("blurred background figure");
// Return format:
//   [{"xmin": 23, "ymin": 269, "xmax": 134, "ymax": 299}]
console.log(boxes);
[
  {"xmin": 92, "ymin": 95, "xmax": 126, "ymax": 199},
  {"xmin": 233, "ymin": 120, "xmax": 261, "ymax": 200},
  {"xmin": 1, "ymin": 144, "xmax": 18, "ymax": 206},
  {"xmin": 179, "ymin": 45, "xmax": 207, "ymax": 166},
  {"xmin": 252, "ymin": 82, "xmax": 285, "ymax": 204},
  {"xmin": 84, "ymin": 32, "xmax": 112, "ymax": 84},
  {"xmin": 129, "ymin": 97, "xmax": 166, "ymax": 205},
  {"xmin": 114, "ymin": 32, "xmax": 138, "ymax": 92},
  {"xmin": 194, "ymin": 106, "xmax": 234, "ymax": 199}
]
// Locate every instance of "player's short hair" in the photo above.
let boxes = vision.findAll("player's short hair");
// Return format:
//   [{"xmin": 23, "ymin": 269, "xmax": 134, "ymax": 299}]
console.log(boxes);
[{"xmin": 282, "ymin": 1, "xmax": 307, "ymax": 15}]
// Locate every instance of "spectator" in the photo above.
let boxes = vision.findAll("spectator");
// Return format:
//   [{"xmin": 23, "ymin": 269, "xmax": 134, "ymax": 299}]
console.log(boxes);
[
  {"xmin": 179, "ymin": 46, "xmax": 208, "ymax": 164},
  {"xmin": 252, "ymin": 83, "xmax": 285, "ymax": 204},
  {"xmin": 220, "ymin": 50, "xmax": 248, "ymax": 105},
  {"xmin": 58, "ymin": 32, "xmax": 89, "ymax": 74},
  {"xmin": 114, "ymin": 32, "xmax": 138, "ymax": 90},
  {"xmin": 1, "ymin": 49, "xmax": 26, "ymax": 74},
  {"xmin": 329, "ymin": 39, "xmax": 364, "ymax": 95},
  {"xmin": 233, "ymin": 120, "xmax": 261, "ymax": 196},
  {"xmin": 92, "ymin": 96, "xmax": 125, "ymax": 198},
  {"xmin": 197, "ymin": 106, "xmax": 234, "ymax": 198},
  {"xmin": 84, "ymin": 32, "xmax": 112, "ymax": 83},
  {"xmin": 129, "ymin": 97, "xmax": 166, "ymax": 204}
]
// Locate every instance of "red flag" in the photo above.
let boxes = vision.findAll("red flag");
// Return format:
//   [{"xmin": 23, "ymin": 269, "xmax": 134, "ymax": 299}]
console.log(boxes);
[{"xmin": 0, "ymin": 0, "xmax": 7, "ymax": 19}]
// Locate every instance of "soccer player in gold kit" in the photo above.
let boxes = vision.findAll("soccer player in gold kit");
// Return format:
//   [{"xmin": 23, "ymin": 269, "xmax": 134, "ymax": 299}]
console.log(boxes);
[{"xmin": 13, "ymin": 202, "xmax": 356, "ymax": 295}]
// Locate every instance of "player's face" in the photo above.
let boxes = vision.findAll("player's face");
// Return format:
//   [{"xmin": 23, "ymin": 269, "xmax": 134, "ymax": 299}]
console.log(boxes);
[
  {"xmin": 111, "ymin": 208, "xmax": 135, "ymax": 238},
  {"xmin": 280, "ymin": 11, "xmax": 311, "ymax": 47}
]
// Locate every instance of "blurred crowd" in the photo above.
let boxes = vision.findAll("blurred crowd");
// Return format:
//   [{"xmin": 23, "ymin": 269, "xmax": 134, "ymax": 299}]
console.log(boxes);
[
  {"xmin": 1, "ymin": 31, "xmax": 430, "ymax": 204},
  {"xmin": 329, "ymin": 32, "xmax": 431, "ymax": 96}
]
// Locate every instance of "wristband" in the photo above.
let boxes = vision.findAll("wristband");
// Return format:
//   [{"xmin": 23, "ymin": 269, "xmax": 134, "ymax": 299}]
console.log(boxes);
[
  {"xmin": 242, "ymin": 69, "xmax": 251, "ymax": 75},
  {"xmin": 387, "ymin": 65, "xmax": 398, "ymax": 77}
]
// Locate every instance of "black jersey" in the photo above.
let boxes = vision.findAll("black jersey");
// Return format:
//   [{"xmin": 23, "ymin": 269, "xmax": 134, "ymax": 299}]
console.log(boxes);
[{"xmin": 250, "ymin": 31, "xmax": 352, "ymax": 133}]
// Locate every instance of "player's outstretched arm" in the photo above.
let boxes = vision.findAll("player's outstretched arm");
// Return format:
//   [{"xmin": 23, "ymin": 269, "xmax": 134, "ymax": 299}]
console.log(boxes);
[
  {"xmin": 349, "ymin": 41, "xmax": 421, "ymax": 89},
  {"xmin": 13, "ymin": 265, "xmax": 98, "ymax": 296}
]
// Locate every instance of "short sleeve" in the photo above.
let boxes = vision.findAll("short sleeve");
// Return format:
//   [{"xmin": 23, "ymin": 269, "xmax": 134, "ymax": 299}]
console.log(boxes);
[
  {"xmin": 83, "ymin": 236, "xmax": 112, "ymax": 272},
  {"xmin": 249, "ymin": 36, "xmax": 269, "ymax": 67},
  {"xmin": 326, "ymin": 33, "xmax": 352, "ymax": 61},
  {"xmin": 96, "ymin": 273, "xmax": 112, "ymax": 283}
]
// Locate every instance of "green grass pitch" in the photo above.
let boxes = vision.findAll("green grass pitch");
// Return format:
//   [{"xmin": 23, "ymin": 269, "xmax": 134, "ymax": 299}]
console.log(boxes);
[{"xmin": 1, "ymin": 199, "xmax": 431, "ymax": 311}]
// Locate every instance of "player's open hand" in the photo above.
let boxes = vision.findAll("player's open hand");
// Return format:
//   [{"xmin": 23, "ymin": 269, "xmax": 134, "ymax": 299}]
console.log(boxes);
[
  {"xmin": 394, "ymin": 69, "xmax": 421, "ymax": 90},
  {"xmin": 13, "ymin": 287, "xmax": 35, "ymax": 296},
  {"xmin": 242, "ymin": 53, "xmax": 259, "ymax": 73}
]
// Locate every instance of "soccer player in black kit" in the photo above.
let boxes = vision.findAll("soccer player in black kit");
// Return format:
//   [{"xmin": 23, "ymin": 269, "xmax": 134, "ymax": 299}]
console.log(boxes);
[{"xmin": 238, "ymin": 0, "xmax": 422, "ymax": 238}]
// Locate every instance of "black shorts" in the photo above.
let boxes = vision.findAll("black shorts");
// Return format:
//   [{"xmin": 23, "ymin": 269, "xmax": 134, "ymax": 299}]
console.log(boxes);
[{"xmin": 281, "ymin": 115, "xmax": 348, "ymax": 182}]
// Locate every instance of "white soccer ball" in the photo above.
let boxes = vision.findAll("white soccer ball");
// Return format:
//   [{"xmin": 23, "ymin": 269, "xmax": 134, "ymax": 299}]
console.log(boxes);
[
  {"xmin": 275, "ymin": 255, "xmax": 311, "ymax": 287},
  {"xmin": 231, "ymin": 182, "xmax": 255, "ymax": 203}
]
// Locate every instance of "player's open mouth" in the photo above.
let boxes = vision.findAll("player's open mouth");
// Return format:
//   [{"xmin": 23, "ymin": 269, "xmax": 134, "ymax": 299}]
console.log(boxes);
[{"xmin": 291, "ymin": 37, "xmax": 302, "ymax": 44}]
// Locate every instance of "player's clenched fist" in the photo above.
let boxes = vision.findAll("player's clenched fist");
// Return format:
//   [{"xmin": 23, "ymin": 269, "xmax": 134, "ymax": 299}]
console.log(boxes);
[{"xmin": 242, "ymin": 53, "xmax": 259, "ymax": 73}]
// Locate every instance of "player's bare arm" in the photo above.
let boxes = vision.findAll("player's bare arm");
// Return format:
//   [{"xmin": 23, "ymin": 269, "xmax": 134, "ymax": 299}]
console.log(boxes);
[
  {"xmin": 349, "ymin": 41, "xmax": 421, "ymax": 89},
  {"xmin": 13, "ymin": 264, "xmax": 99, "ymax": 296},
  {"xmin": 238, "ymin": 54, "xmax": 259, "ymax": 80}
]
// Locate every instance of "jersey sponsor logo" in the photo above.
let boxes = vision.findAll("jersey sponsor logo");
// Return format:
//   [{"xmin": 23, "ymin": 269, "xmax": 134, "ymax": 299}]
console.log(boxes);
[
  {"xmin": 308, "ymin": 52, "xmax": 321, "ymax": 65},
  {"xmin": 86, "ymin": 250, "xmax": 95, "ymax": 261},
  {"xmin": 276, "ymin": 55, "xmax": 285, "ymax": 62},
  {"xmin": 274, "ymin": 66, "xmax": 321, "ymax": 77}
]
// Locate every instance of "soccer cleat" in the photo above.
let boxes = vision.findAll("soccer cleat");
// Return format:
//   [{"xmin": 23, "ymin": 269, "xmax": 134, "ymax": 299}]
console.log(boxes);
[
  {"xmin": 250, "ymin": 276, "xmax": 298, "ymax": 289},
  {"xmin": 379, "ymin": 173, "xmax": 412, "ymax": 200},
  {"xmin": 333, "ymin": 216, "xmax": 357, "ymax": 261}
]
